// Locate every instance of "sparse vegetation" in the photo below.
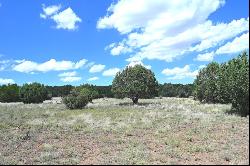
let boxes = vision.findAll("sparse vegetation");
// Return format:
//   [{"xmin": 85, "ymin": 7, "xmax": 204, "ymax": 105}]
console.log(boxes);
[
  {"xmin": 0, "ymin": 97, "xmax": 248, "ymax": 165},
  {"xmin": 0, "ymin": 52, "xmax": 249, "ymax": 165}
]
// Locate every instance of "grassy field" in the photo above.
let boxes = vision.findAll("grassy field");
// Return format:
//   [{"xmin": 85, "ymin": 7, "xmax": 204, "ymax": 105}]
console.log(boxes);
[{"xmin": 0, "ymin": 97, "xmax": 249, "ymax": 165}]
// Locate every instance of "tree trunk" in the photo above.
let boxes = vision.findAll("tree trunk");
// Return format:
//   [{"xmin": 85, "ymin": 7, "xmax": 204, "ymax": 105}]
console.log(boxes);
[{"xmin": 131, "ymin": 96, "xmax": 138, "ymax": 105}]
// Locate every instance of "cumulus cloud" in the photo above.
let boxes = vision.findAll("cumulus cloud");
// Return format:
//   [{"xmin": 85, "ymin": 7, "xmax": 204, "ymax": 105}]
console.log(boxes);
[
  {"xmin": 60, "ymin": 76, "xmax": 81, "ymax": 82},
  {"xmin": 102, "ymin": 68, "xmax": 120, "ymax": 77},
  {"xmin": 106, "ymin": 42, "xmax": 132, "ymax": 56},
  {"xmin": 98, "ymin": 0, "xmax": 249, "ymax": 62},
  {"xmin": 13, "ymin": 59, "xmax": 87, "ymax": 73},
  {"xmin": 216, "ymin": 32, "xmax": 249, "ymax": 54},
  {"xmin": 194, "ymin": 52, "xmax": 215, "ymax": 62},
  {"xmin": 58, "ymin": 71, "xmax": 82, "ymax": 82},
  {"xmin": 52, "ymin": 8, "xmax": 82, "ymax": 30},
  {"xmin": 198, "ymin": 65, "xmax": 207, "ymax": 69},
  {"xmin": 58, "ymin": 71, "xmax": 77, "ymax": 77},
  {"xmin": 194, "ymin": 32, "xmax": 249, "ymax": 61},
  {"xmin": 87, "ymin": 77, "xmax": 99, "ymax": 81},
  {"xmin": 162, "ymin": 65, "xmax": 198, "ymax": 80},
  {"xmin": 127, "ymin": 60, "xmax": 151, "ymax": 69},
  {"xmin": 0, "ymin": 60, "xmax": 10, "ymax": 71},
  {"xmin": 40, "ymin": 4, "xmax": 61, "ymax": 19},
  {"xmin": 40, "ymin": 5, "xmax": 81, "ymax": 30},
  {"xmin": 85, "ymin": 62, "xmax": 95, "ymax": 68},
  {"xmin": 0, "ymin": 78, "xmax": 15, "ymax": 85},
  {"xmin": 89, "ymin": 64, "xmax": 105, "ymax": 73}
]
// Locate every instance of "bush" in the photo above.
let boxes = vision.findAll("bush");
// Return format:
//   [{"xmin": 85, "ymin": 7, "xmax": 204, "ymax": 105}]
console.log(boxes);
[
  {"xmin": 79, "ymin": 88, "xmax": 99, "ymax": 102},
  {"xmin": 19, "ymin": 83, "xmax": 49, "ymax": 104},
  {"xmin": 63, "ymin": 89, "xmax": 89, "ymax": 109},
  {"xmin": 194, "ymin": 62, "xmax": 220, "ymax": 103},
  {"xmin": 0, "ymin": 84, "xmax": 20, "ymax": 102},
  {"xmin": 112, "ymin": 65, "xmax": 158, "ymax": 104},
  {"xmin": 218, "ymin": 52, "xmax": 249, "ymax": 115},
  {"xmin": 194, "ymin": 51, "xmax": 249, "ymax": 116}
]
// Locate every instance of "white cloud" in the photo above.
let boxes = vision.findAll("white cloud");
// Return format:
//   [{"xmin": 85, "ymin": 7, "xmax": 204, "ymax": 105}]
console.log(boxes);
[
  {"xmin": 89, "ymin": 64, "xmax": 105, "ymax": 73},
  {"xmin": 58, "ymin": 71, "xmax": 77, "ymax": 77},
  {"xmin": 0, "ymin": 78, "xmax": 15, "ymax": 85},
  {"xmin": 103, "ymin": 68, "xmax": 120, "ymax": 77},
  {"xmin": 0, "ymin": 60, "xmax": 11, "ymax": 71},
  {"xmin": 13, "ymin": 59, "xmax": 87, "ymax": 73},
  {"xmin": 162, "ymin": 65, "xmax": 198, "ymax": 80},
  {"xmin": 52, "ymin": 8, "xmax": 82, "ymax": 30},
  {"xmin": 40, "ymin": 5, "xmax": 81, "ymax": 30},
  {"xmin": 98, "ymin": 0, "xmax": 249, "ymax": 62},
  {"xmin": 85, "ymin": 62, "xmax": 95, "ymax": 68},
  {"xmin": 198, "ymin": 65, "xmax": 207, "ymax": 69},
  {"xmin": 40, "ymin": 4, "xmax": 61, "ymax": 19},
  {"xmin": 194, "ymin": 52, "xmax": 215, "ymax": 62},
  {"xmin": 87, "ymin": 77, "xmax": 99, "ymax": 81},
  {"xmin": 60, "ymin": 76, "xmax": 81, "ymax": 82},
  {"xmin": 190, "ymin": 18, "xmax": 249, "ymax": 52},
  {"xmin": 107, "ymin": 42, "xmax": 132, "ymax": 56},
  {"xmin": 216, "ymin": 32, "xmax": 249, "ymax": 54},
  {"xmin": 127, "ymin": 60, "xmax": 151, "ymax": 69},
  {"xmin": 0, "ymin": 60, "xmax": 10, "ymax": 64}
]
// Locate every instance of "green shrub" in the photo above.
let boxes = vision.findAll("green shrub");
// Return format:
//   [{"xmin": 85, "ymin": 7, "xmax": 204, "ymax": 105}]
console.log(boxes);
[
  {"xmin": 79, "ymin": 87, "xmax": 99, "ymax": 102},
  {"xmin": 194, "ymin": 51, "xmax": 249, "ymax": 116},
  {"xmin": 0, "ymin": 84, "xmax": 20, "ymax": 102},
  {"xmin": 63, "ymin": 89, "xmax": 89, "ymax": 109},
  {"xmin": 112, "ymin": 65, "xmax": 158, "ymax": 104},
  {"xmin": 19, "ymin": 83, "xmax": 49, "ymax": 104},
  {"xmin": 194, "ymin": 62, "xmax": 220, "ymax": 103},
  {"xmin": 218, "ymin": 52, "xmax": 249, "ymax": 115}
]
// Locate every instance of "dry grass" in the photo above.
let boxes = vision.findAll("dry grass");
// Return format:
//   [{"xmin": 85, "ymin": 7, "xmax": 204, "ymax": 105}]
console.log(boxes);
[{"xmin": 0, "ymin": 97, "xmax": 249, "ymax": 165}]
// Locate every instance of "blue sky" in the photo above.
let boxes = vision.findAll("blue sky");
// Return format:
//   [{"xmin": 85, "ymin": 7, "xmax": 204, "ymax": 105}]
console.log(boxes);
[{"xmin": 0, "ymin": 0, "xmax": 249, "ymax": 86}]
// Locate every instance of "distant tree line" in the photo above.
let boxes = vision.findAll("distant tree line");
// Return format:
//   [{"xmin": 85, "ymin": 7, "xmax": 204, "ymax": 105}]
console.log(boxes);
[
  {"xmin": 158, "ymin": 83, "xmax": 194, "ymax": 98},
  {"xmin": 1, "ymin": 52, "xmax": 248, "ymax": 116},
  {"xmin": 46, "ymin": 85, "xmax": 73, "ymax": 97}
]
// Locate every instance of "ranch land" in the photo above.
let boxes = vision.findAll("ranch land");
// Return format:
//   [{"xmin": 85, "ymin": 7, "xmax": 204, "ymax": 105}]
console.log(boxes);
[{"xmin": 0, "ymin": 97, "xmax": 249, "ymax": 165}]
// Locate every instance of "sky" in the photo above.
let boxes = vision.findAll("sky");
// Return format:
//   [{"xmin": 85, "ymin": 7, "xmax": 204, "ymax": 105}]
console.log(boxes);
[{"xmin": 0, "ymin": 0, "xmax": 249, "ymax": 86}]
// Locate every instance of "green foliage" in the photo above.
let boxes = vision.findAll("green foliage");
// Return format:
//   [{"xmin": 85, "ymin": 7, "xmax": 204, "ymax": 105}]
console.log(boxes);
[
  {"xmin": 94, "ymin": 85, "xmax": 113, "ymax": 98},
  {"xmin": 194, "ymin": 51, "xmax": 249, "ymax": 116},
  {"xmin": 194, "ymin": 62, "xmax": 220, "ymax": 103},
  {"xmin": 46, "ymin": 84, "xmax": 113, "ymax": 98},
  {"xmin": 217, "ymin": 52, "xmax": 249, "ymax": 115},
  {"xmin": 46, "ymin": 85, "xmax": 73, "ymax": 97},
  {"xmin": 0, "ymin": 84, "xmax": 20, "ymax": 103},
  {"xmin": 79, "ymin": 87, "xmax": 99, "ymax": 102},
  {"xmin": 19, "ymin": 83, "xmax": 49, "ymax": 104},
  {"xmin": 76, "ymin": 84, "xmax": 99, "ymax": 100},
  {"xmin": 158, "ymin": 83, "xmax": 194, "ymax": 98},
  {"xmin": 112, "ymin": 65, "xmax": 158, "ymax": 104},
  {"xmin": 62, "ymin": 88, "xmax": 89, "ymax": 109}
]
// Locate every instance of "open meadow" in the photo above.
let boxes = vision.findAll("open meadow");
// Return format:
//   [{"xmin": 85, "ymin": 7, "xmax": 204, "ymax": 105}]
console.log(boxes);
[{"xmin": 0, "ymin": 97, "xmax": 249, "ymax": 165}]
